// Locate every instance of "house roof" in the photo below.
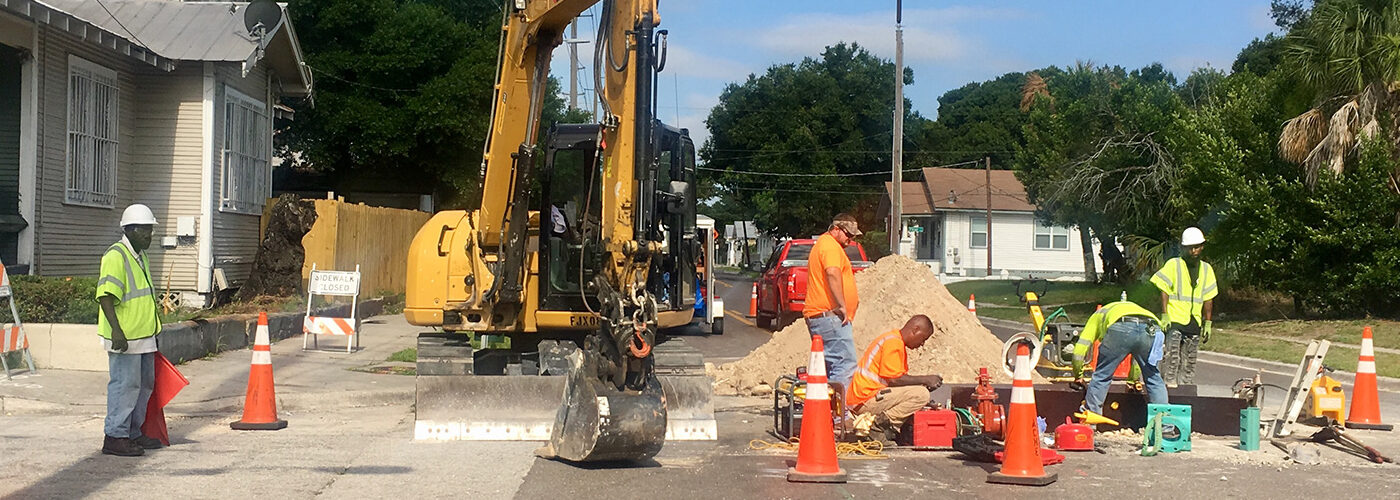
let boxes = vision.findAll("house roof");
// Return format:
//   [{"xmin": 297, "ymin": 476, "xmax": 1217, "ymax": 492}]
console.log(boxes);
[
  {"xmin": 884, "ymin": 167, "xmax": 1036, "ymax": 214},
  {"xmin": 883, "ymin": 181, "xmax": 935, "ymax": 215},
  {"xmin": 25, "ymin": 0, "xmax": 312, "ymax": 95}
]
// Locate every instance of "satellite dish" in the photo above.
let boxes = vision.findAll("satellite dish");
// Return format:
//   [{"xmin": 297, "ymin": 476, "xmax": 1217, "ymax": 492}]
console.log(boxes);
[{"xmin": 243, "ymin": 0, "xmax": 283, "ymax": 35}]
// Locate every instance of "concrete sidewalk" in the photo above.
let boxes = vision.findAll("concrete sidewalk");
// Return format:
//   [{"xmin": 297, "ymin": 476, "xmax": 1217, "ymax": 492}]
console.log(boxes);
[{"xmin": 1, "ymin": 314, "xmax": 418, "ymax": 417}]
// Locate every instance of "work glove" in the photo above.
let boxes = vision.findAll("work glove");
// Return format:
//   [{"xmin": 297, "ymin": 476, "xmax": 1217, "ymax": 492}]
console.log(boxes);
[
  {"xmin": 1203, "ymin": 320, "xmax": 1213, "ymax": 345},
  {"xmin": 1157, "ymin": 316, "xmax": 1171, "ymax": 331}
]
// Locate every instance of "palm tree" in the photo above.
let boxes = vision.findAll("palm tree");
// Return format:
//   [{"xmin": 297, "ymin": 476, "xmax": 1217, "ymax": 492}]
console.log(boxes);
[{"xmin": 1278, "ymin": 0, "xmax": 1400, "ymax": 190}]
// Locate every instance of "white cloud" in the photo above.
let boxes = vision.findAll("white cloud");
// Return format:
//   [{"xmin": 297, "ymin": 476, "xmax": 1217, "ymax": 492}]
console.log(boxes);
[
  {"xmin": 754, "ymin": 6, "xmax": 1025, "ymax": 64},
  {"xmin": 663, "ymin": 44, "xmax": 754, "ymax": 81}
]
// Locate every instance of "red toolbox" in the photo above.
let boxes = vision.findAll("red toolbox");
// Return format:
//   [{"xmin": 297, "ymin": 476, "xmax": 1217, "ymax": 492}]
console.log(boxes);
[{"xmin": 911, "ymin": 409, "xmax": 958, "ymax": 449}]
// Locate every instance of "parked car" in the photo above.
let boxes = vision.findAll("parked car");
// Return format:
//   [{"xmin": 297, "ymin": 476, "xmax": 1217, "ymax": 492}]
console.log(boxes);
[{"xmin": 754, "ymin": 239, "xmax": 872, "ymax": 330}]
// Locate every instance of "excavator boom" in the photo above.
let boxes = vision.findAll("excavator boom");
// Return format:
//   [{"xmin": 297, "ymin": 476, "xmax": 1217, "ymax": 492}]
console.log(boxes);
[{"xmin": 404, "ymin": 0, "xmax": 711, "ymax": 462}]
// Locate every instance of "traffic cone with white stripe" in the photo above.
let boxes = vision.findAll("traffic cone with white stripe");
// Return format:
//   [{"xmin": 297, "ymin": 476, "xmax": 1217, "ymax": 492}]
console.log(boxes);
[
  {"xmin": 988, "ymin": 343, "xmax": 1057, "ymax": 486},
  {"xmin": 231, "ymin": 312, "xmax": 287, "ymax": 430},
  {"xmin": 967, "ymin": 294, "xmax": 977, "ymax": 313},
  {"xmin": 788, "ymin": 336, "xmax": 846, "ymax": 483},
  {"xmin": 1346, "ymin": 326, "xmax": 1392, "ymax": 431},
  {"xmin": 748, "ymin": 282, "xmax": 758, "ymax": 318}
]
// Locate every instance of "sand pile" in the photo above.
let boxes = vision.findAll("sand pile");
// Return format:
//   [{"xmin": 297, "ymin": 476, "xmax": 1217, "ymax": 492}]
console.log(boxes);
[{"xmin": 713, "ymin": 255, "xmax": 1028, "ymax": 396}]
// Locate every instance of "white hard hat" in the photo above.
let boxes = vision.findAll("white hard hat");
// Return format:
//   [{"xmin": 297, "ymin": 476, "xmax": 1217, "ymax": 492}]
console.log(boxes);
[
  {"xmin": 120, "ymin": 204, "xmax": 158, "ymax": 227},
  {"xmin": 1181, "ymin": 227, "xmax": 1205, "ymax": 246}
]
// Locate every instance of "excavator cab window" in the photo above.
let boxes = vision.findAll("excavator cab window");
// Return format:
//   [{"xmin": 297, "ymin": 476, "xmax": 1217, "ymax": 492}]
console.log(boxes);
[
  {"xmin": 648, "ymin": 126, "xmax": 697, "ymax": 312},
  {"xmin": 539, "ymin": 124, "xmax": 603, "ymax": 311}
]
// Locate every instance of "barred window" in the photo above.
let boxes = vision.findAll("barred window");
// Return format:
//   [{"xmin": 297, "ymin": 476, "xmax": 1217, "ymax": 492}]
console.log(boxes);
[
  {"xmin": 65, "ymin": 57, "xmax": 119, "ymax": 208},
  {"xmin": 221, "ymin": 87, "xmax": 270, "ymax": 214}
]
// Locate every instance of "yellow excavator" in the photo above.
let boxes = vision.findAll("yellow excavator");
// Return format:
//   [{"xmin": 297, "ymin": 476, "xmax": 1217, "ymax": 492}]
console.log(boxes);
[{"xmin": 403, "ymin": 0, "xmax": 713, "ymax": 461}]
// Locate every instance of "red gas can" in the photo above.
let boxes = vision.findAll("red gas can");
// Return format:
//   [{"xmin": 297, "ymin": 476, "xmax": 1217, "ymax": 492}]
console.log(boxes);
[
  {"xmin": 911, "ymin": 409, "xmax": 958, "ymax": 449},
  {"xmin": 1055, "ymin": 416, "xmax": 1095, "ymax": 451}
]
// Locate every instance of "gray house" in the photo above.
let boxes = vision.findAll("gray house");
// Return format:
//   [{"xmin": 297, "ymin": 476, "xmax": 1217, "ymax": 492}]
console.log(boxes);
[{"xmin": 0, "ymin": 0, "xmax": 312, "ymax": 307}]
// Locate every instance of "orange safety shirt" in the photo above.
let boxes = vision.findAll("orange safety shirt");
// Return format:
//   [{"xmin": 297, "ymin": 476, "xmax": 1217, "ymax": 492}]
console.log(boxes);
[
  {"xmin": 845, "ymin": 330, "xmax": 908, "ymax": 407},
  {"xmin": 803, "ymin": 233, "xmax": 858, "ymax": 319}
]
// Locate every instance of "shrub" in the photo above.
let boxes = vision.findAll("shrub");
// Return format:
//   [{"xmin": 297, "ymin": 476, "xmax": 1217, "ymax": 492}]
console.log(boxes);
[{"xmin": 0, "ymin": 275, "xmax": 100, "ymax": 324}]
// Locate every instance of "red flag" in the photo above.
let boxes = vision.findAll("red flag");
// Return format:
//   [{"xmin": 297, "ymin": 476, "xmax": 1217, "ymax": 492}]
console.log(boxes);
[{"xmin": 141, "ymin": 353, "xmax": 190, "ymax": 446}]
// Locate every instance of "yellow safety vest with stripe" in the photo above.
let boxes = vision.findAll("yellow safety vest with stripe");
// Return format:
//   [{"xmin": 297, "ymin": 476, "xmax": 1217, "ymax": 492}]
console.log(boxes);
[
  {"xmin": 95, "ymin": 242, "xmax": 162, "ymax": 340},
  {"xmin": 1072, "ymin": 301, "xmax": 1158, "ymax": 378},
  {"xmin": 1149, "ymin": 257, "xmax": 1218, "ymax": 326}
]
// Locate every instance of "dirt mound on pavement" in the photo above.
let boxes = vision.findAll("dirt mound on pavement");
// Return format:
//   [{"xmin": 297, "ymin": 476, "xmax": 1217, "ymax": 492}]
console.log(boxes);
[{"xmin": 713, "ymin": 255, "xmax": 1031, "ymax": 396}]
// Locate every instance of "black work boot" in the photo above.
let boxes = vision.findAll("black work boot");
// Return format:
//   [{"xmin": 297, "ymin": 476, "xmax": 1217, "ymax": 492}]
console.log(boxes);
[
  {"xmin": 102, "ymin": 436, "xmax": 145, "ymax": 457},
  {"xmin": 132, "ymin": 435, "xmax": 164, "ymax": 449}
]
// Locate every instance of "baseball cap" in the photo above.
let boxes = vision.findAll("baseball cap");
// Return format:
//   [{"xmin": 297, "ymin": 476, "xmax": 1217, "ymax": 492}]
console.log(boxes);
[{"xmin": 834, "ymin": 219, "xmax": 862, "ymax": 237}]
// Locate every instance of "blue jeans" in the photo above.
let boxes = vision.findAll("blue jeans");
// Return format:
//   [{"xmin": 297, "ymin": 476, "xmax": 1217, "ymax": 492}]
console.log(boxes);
[
  {"xmin": 106, "ymin": 352, "xmax": 155, "ymax": 438},
  {"xmin": 1084, "ymin": 321, "xmax": 1168, "ymax": 415},
  {"xmin": 805, "ymin": 314, "xmax": 856, "ymax": 389}
]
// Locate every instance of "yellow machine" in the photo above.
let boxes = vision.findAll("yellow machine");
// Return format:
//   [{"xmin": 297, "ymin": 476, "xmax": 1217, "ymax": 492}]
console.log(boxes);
[{"xmin": 404, "ymin": 0, "xmax": 712, "ymax": 461}]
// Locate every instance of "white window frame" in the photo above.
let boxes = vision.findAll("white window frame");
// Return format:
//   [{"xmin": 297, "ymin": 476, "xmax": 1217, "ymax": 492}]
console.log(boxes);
[
  {"xmin": 220, "ymin": 86, "xmax": 270, "ymax": 215},
  {"xmin": 1034, "ymin": 221, "xmax": 1071, "ymax": 251},
  {"xmin": 969, "ymin": 215, "xmax": 987, "ymax": 249},
  {"xmin": 64, "ymin": 56, "xmax": 119, "ymax": 208}
]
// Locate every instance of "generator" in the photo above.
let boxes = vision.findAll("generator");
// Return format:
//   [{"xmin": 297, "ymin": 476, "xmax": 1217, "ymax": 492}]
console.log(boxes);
[{"xmin": 773, "ymin": 373, "xmax": 846, "ymax": 441}]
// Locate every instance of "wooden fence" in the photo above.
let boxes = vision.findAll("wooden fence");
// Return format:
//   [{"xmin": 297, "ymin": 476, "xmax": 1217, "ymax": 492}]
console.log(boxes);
[{"xmin": 265, "ymin": 199, "xmax": 431, "ymax": 296}]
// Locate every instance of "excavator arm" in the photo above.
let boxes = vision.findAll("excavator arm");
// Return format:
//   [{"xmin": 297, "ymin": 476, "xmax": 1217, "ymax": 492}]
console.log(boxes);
[{"xmin": 405, "ymin": 0, "xmax": 688, "ymax": 462}]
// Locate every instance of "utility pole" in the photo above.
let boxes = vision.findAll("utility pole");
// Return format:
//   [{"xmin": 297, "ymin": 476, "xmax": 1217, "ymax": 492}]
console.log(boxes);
[
  {"xmin": 985, "ymin": 156, "xmax": 993, "ymax": 276},
  {"xmin": 568, "ymin": 19, "xmax": 579, "ymax": 111},
  {"xmin": 890, "ymin": 0, "xmax": 904, "ymax": 256}
]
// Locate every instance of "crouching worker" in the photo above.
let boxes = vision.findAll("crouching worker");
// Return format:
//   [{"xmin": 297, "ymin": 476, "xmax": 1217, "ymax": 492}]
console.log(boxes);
[
  {"xmin": 1073, "ymin": 301, "xmax": 1169, "ymax": 415},
  {"xmin": 845, "ymin": 315, "xmax": 942, "ymax": 442}
]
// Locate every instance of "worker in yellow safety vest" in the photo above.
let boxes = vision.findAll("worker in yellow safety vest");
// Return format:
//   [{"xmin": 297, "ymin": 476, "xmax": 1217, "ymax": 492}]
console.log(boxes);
[
  {"xmin": 1071, "ymin": 301, "xmax": 1168, "ymax": 415},
  {"xmin": 1149, "ymin": 227, "xmax": 1217, "ymax": 388},
  {"xmin": 97, "ymin": 204, "xmax": 164, "ymax": 457}
]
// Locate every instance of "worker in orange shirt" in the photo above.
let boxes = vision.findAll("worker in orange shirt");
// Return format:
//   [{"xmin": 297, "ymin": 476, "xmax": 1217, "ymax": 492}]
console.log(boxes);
[
  {"xmin": 804, "ymin": 213, "xmax": 863, "ymax": 391},
  {"xmin": 846, "ymin": 315, "xmax": 943, "ymax": 442}
]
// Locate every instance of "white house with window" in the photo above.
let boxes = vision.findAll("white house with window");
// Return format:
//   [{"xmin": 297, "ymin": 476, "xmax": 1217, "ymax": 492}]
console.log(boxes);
[
  {"xmin": 883, "ymin": 167, "xmax": 1101, "ymax": 280},
  {"xmin": 0, "ymin": 0, "xmax": 312, "ymax": 306}
]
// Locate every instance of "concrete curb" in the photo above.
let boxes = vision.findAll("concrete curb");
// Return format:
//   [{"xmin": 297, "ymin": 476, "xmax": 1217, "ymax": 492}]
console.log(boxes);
[
  {"xmin": 0, "ymin": 386, "xmax": 412, "ymax": 416},
  {"xmin": 26, "ymin": 299, "xmax": 386, "ymax": 372}
]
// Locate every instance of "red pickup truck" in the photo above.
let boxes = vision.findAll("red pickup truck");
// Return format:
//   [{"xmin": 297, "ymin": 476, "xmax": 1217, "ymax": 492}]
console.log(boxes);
[{"xmin": 754, "ymin": 239, "xmax": 872, "ymax": 330}]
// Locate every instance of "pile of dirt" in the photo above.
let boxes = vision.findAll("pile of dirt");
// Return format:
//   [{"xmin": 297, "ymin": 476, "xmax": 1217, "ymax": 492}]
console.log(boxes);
[{"xmin": 713, "ymin": 255, "xmax": 1029, "ymax": 396}]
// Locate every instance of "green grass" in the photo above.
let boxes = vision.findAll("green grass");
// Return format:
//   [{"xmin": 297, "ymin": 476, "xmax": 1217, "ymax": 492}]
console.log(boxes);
[
  {"xmin": 1220, "ymin": 320, "xmax": 1400, "ymax": 350},
  {"xmin": 387, "ymin": 348, "xmax": 417, "ymax": 363},
  {"xmin": 948, "ymin": 279, "xmax": 1160, "ymax": 325},
  {"xmin": 1206, "ymin": 329, "xmax": 1400, "ymax": 379}
]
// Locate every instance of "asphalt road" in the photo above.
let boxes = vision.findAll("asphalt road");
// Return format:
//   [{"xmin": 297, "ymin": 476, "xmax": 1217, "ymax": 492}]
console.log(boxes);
[{"xmin": 516, "ymin": 276, "xmax": 1400, "ymax": 498}]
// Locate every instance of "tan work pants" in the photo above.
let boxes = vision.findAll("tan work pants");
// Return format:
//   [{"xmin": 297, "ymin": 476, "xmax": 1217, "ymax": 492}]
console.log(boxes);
[{"xmin": 853, "ymin": 386, "xmax": 929, "ymax": 428}]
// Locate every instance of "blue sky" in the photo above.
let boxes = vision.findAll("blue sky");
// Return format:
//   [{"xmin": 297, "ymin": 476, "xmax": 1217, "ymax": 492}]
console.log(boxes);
[{"xmin": 549, "ymin": 1, "xmax": 1280, "ymax": 147}]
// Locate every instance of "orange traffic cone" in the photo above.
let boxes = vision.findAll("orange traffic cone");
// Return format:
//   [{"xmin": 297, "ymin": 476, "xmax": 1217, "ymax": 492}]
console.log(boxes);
[
  {"xmin": 747, "ymin": 282, "xmax": 758, "ymax": 318},
  {"xmin": 1346, "ymin": 326, "xmax": 1392, "ymax": 431},
  {"xmin": 967, "ymin": 294, "xmax": 977, "ymax": 313},
  {"xmin": 988, "ymin": 343, "xmax": 1058, "ymax": 486},
  {"xmin": 231, "ymin": 312, "xmax": 287, "ymax": 430},
  {"xmin": 788, "ymin": 336, "xmax": 847, "ymax": 483}
]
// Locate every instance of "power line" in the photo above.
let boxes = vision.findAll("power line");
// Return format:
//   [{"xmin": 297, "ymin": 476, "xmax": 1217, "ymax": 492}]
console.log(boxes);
[
  {"xmin": 304, "ymin": 64, "xmax": 423, "ymax": 93},
  {"xmin": 94, "ymin": 0, "xmax": 154, "ymax": 50},
  {"xmin": 702, "ymin": 159, "xmax": 984, "ymax": 178},
  {"xmin": 723, "ymin": 186, "xmax": 885, "ymax": 195}
]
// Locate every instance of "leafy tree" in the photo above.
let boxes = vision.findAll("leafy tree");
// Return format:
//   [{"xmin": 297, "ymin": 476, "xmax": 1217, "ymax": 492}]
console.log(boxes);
[
  {"xmin": 1278, "ymin": 0, "xmax": 1400, "ymax": 190},
  {"xmin": 1271, "ymin": 0, "xmax": 1314, "ymax": 30},
  {"xmin": 919, "ymin": 72, "xmax": 1033, "ymax": 167},
  {"xmin": 702, "ymin": 42, "xmax": 926, "ymax": 237},
  {"xmin": 1232, "ymin": 34, "xmax": 1287, "ymax": 76},
  {"xmin": 1016, "ymin": 63, "xmax": 1186, "ymax": 282},
  {"xmin": 281, "ymin": 0, "xmax": 569, "ymax": 208}
]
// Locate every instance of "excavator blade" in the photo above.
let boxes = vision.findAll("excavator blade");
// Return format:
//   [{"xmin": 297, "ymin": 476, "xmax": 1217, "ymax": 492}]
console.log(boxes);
[
  {"xmin": 542, "ymin": 355, "xmax": 667, "ymax": 462},
  {"xmin": 412, "ymin": 337, "xmax": 716, "ymax": 446}
]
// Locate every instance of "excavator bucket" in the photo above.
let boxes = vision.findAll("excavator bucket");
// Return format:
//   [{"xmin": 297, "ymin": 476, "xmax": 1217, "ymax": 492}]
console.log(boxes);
[
  {"xmin": 541, "ymin": 351, "xmax": 667, "ymax": 462},
  {"xmin": 413, "ymin": 338, "xmax": 716, "ymax": 446}
]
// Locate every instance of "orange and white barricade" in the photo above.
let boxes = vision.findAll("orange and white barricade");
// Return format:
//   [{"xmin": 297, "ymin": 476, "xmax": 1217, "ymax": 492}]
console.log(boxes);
[
  {"xmin": 302, "ymin": 264, "xmax": 361, "ymax": 353},
  {"xmin": 0, "ymin": 261, "xmax": 36, "ymax": 379}
]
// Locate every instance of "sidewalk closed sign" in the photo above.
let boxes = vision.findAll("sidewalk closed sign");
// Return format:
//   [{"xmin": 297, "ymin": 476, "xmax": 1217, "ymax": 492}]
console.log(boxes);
[{"xmin": 309, "ymin": 270, "xmax": 360, "ymax": 297}]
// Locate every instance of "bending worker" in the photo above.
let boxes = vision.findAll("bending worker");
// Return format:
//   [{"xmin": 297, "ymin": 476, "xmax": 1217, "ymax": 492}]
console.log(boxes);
[
  {"xmin": 1072, "ymin": 301, "xmax": 1168, "ymax": 415},
  {"xmin": 846, "ymin": 315, "xmax": 943, "ymax": 442},
  {"xmin": 804, "ymin": 213, "xmax": 863, "ymax": 392},
  {"xmin": 1150, "ymin": 227, "xmax": 1218, "ymax": 388}
]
